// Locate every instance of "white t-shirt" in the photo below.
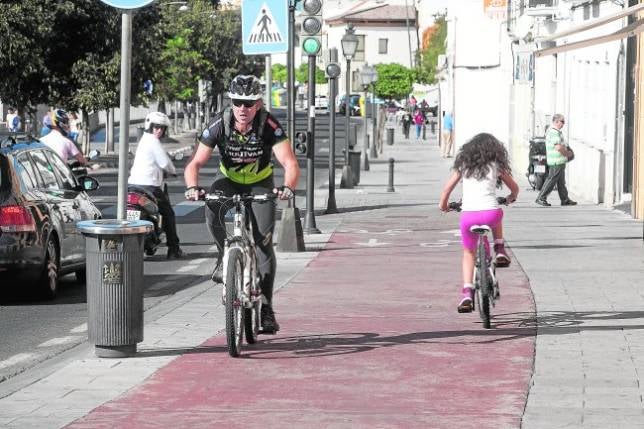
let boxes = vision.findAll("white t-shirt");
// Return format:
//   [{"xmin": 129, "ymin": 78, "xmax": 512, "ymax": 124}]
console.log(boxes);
[
  {"xmin": 461, "ymin": 163, "xmax": 499, "ymax": 211},
  {"xmin": 128, "ymin": 132, "xmax": 176, "ymax": 187},
  {"xmin": 40, "ymin": 129, "xmax": 80, "ymax": 162}
]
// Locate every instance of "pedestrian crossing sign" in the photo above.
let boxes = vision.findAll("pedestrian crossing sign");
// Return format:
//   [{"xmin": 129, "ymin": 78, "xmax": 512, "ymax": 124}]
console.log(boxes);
[{"xmin": 242, "ymin": 0, "xmax": 288, "ymax": 55}]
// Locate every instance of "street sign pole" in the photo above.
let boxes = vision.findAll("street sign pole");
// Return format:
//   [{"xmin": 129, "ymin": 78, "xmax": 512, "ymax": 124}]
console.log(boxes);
[{"xmin": 116, "ymin": 10, "xmax": 132, "ymax": 221}]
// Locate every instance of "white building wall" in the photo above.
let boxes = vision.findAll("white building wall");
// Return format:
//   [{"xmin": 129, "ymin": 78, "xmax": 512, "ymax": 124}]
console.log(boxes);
[
  {"xmin": 446, "ymin": 2, "xmax": 513, "ymax": 153},
  {"xmin": 550, "ymin": 3, "xmax": 624, "ymax": 205}
]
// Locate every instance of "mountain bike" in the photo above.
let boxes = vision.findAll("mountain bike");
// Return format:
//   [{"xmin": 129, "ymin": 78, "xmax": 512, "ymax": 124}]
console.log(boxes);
[
  {"xmin": 448, "ymin": 197, "xmax": 507, "ymax": 329},
  {"xmin": 203, "ymin": 191, "xmax": 278, "ymax": 357}
]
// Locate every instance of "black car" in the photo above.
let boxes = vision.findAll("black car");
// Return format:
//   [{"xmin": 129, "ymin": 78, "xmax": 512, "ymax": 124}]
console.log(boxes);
[{"xmin": 0, "ymin": 135, "xmax": 101, "ymax": 299}]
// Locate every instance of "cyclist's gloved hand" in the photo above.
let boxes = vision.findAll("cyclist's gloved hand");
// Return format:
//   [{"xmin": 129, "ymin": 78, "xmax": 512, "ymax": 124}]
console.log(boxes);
[
  {"xmin": 185, "ymin": 186, "xmax": 204, "ymax": 201},
  {"xmin": 275, "ymin": 185, "xmax": 294, "ymax": 200}
]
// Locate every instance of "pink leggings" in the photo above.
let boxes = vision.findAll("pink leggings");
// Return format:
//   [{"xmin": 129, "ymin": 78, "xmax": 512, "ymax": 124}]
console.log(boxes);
[{"xmin": 459, "ymin": 208, "xmax": 504, "ymax": 250}]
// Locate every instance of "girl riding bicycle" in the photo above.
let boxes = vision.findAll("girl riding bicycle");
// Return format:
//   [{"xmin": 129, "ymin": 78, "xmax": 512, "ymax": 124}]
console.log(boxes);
[{"xmin": 438, "ymin": 133, "xmax": 519, "ymax": 313}]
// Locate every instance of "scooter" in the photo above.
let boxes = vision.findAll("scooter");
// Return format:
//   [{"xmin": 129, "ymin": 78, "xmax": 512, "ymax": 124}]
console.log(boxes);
[
  {"xmin": 527, "ymin": 137, "xmax": 548, "ymax": 191},
  {"xmin": 68, "ymin": 149, "xmax": 100, "ymax": 179},
  {"xmin": 126, "ymin": 184, "xmax": 166, "ymax": 256}
]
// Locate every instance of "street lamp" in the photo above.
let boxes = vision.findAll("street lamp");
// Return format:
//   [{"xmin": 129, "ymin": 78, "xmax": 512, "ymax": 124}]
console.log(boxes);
[
  {"xmin": 359, "ymin": 63, "xmax": 377, "ymax": 171},
  {"xmin": 369, "ymin": 67, "xmax": 379, "ymax": 158},
  {"xmin": 340, "ymin": 24, "xmax": 358, "ymax": 189}
]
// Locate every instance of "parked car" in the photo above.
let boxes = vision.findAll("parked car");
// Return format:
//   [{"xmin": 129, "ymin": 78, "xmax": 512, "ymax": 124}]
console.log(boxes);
[
  {"xmin": 0, "ymin": 135, "xmax": 101, "ymax": 299},
  {"xmin": 338, "ymin": 94, "xmax": 361, "ymax": 116},
  {"xmin": 314, "ymin": 95, "xmax": 329, "ymax": 110}
]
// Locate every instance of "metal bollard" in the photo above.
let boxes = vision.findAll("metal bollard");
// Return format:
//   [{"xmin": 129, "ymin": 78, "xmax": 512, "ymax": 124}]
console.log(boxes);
[
  {"xmin": 386, "ymin": 128, "xmax": 394, "ymax": 145},
  {"xmin": 387, "ymin": 158, "xmax": 395, "ymax": 192},
  {"xmin": 430, "ymin": 120, "xmax": 436, "ymax": 134},
  {"xmin": 422, "ymin": 124, "xmax": 426, "ymax": 140}
]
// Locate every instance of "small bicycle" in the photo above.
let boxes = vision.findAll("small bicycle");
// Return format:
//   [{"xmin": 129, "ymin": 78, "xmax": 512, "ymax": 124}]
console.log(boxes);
[
  {"xmin": 448, "ymin": 197, "xmax": 507, "ymax": 329},
  {"xmin": 202, "ymin": 191, "xmax": 278, "ymax": 357}
]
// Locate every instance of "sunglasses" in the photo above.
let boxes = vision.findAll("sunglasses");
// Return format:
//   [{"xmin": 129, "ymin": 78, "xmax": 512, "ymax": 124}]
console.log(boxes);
[{"xmin": 232, "ymin": 99, "xmax": 257, "ymax": 108}]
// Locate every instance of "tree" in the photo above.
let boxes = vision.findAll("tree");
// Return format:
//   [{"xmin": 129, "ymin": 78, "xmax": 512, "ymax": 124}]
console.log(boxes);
[
  {"xmin": 155, "ymin": 2, "xmax": 263, "ymax": 112},
  {"xmin": 373, "ymin": 63, "xmax": 414, "ymax": 100},
  {"xmin": 0, "ymin": 0, "xmax": 162, "ymax": 137},
  {"xmin": 295, "ymin": 63, "xmax": 326, "ymax": 84},
  {"xmin": 271, "ymin": 64, "xmax": 287, "ymax": 86},
  {"xmin": 417, "ymin": 14, "xmax": 447, "ymax": 84}
]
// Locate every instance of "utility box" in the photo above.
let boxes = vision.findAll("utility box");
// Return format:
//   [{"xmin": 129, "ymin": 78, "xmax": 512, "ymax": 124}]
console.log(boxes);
[{"xmin": 77, "ymin": 219, "xmax": 153, "ymax": 358}]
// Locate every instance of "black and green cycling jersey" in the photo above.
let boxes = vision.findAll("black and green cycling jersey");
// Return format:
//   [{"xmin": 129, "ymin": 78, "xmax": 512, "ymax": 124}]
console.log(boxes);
[{"xmin": 199, "ymin": 108, "xmax": 288, "ymax": 184}]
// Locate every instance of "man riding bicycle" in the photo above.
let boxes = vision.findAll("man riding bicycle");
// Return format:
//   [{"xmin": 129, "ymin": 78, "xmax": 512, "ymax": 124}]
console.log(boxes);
[{"xmin": 184, "ymin": 74, "xmax": 300, "ymax": 334}]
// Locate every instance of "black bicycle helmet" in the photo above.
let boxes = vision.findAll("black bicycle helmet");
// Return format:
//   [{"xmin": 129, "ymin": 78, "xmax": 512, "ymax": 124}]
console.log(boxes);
[
  {"xmin": 50, "ymin": 109, "xmax": 70, "ymax": 135},
  {"xmin": 228, "ymin": 75, "xmax": 263, "ymax": 101}
]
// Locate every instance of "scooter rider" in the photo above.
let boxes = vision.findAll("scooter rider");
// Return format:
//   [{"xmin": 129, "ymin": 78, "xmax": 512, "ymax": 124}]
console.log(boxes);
[
  {"xmin": 128, "ymin": 111, "xmax": 184, "ymax": 259},
  {"xmin": 184, "ymin": 74, "xmax": 300, "ymax": 334},
  {"xmin": 40, "ymin": 109, "xmax": 87, "ymax": 165}
]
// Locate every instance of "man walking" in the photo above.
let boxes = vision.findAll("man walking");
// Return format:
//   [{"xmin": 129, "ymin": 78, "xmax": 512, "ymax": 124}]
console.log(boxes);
[
  {"xmin": 535, "ymin": 114, "xmax": 577, "ymax": 207},
  {"xmin": 441, "ymin": 111, "xmax": 453, "ymax": 158}
]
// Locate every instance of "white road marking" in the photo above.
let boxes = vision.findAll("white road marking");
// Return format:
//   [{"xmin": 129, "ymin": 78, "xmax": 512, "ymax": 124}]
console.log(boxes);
[
  {"xmin": 355, "ymin": 238, "xmax": 390, "ymax": 247},
  {"xmin": 37, "ymin": 336, "xmax": 80, "ymax": 348},
  {"xmin": 70, "ymin": 323, "xmax": 88, "ymax": 333},
  {"xmin": 0, "ymin": 353, "xmax": 35, "ymax": 370},
  {"xmin": 440, "ymin": 229, "xmax": 462, "ymax": 236}
]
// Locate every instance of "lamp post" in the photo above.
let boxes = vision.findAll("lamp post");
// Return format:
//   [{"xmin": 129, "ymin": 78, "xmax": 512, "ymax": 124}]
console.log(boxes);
[
  {"xmin": 359, "ymin": 63, "xmax": 377, "ymax": 171},
  {"xmin": 370, "ymin": 68, "xmax": 379, "ymax": 159},
  {"xmin": 340, "ymin": 24, "xmax": 358, "ymax": 189}
]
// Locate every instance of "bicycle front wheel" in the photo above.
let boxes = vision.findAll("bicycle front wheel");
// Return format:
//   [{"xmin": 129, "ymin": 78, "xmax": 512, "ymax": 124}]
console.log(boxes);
[
  {"xmin": 245, "ymin": 301, "xmax": 260, "ymax": 344},
  {"xmin": 225, "ymin": 247, "xmax": 244, "ymax": 357}
]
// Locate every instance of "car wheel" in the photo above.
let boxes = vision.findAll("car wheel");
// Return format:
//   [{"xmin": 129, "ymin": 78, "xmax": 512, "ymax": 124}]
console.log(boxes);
[{"xmin": 40, "ymin": 238, "xmax": 60, "ymax": 300}]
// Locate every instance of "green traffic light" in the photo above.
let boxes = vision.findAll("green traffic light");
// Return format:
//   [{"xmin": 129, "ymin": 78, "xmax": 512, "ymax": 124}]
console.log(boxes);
[{"xmin": 302, "ymin": 37, "xmax": 321, "ymax": 55}]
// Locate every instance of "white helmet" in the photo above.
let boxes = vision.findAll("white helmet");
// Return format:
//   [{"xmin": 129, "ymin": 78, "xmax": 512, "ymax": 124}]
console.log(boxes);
[
  {"xmin": 227, "ymin": 75, "xmax": 263, "ymax": 101},
  {"xmin": 144, "ymin": 111, "xmax": 170, "ymax": 132}
]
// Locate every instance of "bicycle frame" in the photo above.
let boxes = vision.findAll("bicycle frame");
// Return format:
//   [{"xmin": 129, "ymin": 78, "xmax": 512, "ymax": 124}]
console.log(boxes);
[{"xmin": 222, "ymin": 195, "xmax": 260, "ymax": 309}]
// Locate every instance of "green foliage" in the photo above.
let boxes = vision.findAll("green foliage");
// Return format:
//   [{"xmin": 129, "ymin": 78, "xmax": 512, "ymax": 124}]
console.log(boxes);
[
  {"xmin": 373, "ymin": 63, "xmax": 414, "ymax": 100},
  {"xmin": 271, "ymin": 64, "xmax": 287, "ymax": 85},
  {"xmin": 0, "ymin": 0, "xmax": 161, "ymax": 120},
  {"xmin": 156, "ymin": 2, "xmax": 263, "ymax": 105},
  {"xmin": 417, "ymin": 14, "xmax": 447, "ymax": 84},
  {"xmin": 295, "ymin": 63, "xmax": 326, "ymax": 84}
]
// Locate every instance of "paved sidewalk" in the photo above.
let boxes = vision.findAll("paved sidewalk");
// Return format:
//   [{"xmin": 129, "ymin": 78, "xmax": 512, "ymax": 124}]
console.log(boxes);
[{"xmin": 0, "ymin": 125, "xmax": 643, "ymax": 428}]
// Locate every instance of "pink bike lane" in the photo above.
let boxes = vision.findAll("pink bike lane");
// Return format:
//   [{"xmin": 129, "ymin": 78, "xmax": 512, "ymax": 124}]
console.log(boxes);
[{"xmin": 67, "ymin": 205, "xmax": 536, "ymax": 429}]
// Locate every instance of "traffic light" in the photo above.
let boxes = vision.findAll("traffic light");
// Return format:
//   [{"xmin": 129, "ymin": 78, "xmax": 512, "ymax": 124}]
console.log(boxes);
[
  {"xmin": 294, "ymin": 131, "xmax": 308, "ymax": 154},
  {"xmin": 300, "ymin": 0, "xmax": 322, "ymax": 56}
]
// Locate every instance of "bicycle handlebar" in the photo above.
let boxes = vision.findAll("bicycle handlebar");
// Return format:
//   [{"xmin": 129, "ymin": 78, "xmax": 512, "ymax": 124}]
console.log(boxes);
[{"xmin": 202, "ymin": 192, "xmax": 279, "ymax": 202}]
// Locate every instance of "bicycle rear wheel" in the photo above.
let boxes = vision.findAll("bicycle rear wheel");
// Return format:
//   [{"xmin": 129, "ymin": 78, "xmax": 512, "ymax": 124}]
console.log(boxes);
[
  {"xmin": 225, "ymin": 248, "xmax": 244, "ymax": 357},
  {"xmin": 476, "ymin": 241, "xmax": 491, "ymax": 329}
]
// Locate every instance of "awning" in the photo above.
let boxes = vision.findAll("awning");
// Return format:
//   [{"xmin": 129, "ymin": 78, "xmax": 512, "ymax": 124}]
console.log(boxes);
[
  {"xmin": 534, "ymin": 2, "xmax": 644, "ymax": 57},
  {"xmin": 535, "ymin": 18, "xmax": 644, "ymax": 57}
]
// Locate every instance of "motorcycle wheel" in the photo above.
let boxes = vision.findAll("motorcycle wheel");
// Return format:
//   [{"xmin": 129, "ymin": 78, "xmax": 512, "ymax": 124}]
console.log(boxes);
[{"xmin": 535, "ymin": 175, "xmax": 545, "ymax": 191}]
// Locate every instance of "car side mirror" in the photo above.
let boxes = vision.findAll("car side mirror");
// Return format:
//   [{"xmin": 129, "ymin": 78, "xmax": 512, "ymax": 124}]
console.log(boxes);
[
  {"xmin": 77, "ymin": 176, "xmax": 100, "ymax": 192},
  {"xmin": 88, "ymin": 149, "xmax": 100, "ymax": 160}
]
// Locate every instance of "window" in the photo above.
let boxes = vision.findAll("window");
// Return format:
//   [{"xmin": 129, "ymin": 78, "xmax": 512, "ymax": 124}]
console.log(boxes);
[
  {"xmin": 30, "ymin": 150, "xmax": 59, "ymax": 190},
  {"xmin": 379, "ymin": 38, "xmax": 388, "ymax": 54},
  {"xmin": 355, "ymin": 35, "xmax": 365, "ymax": 62},
  {"xmin": 46, "ymin": 151, "xmax": 77, "ymax": 190},
  {"xmin": 15, "ymin": 153, "xmax": 38, "ymax": 190}
]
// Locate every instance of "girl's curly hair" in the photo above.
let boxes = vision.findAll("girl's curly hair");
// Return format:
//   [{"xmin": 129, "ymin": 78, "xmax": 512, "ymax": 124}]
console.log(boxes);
[{"xmin": 452, "ymin": 133, "xmax": 511, "ymax": 180}]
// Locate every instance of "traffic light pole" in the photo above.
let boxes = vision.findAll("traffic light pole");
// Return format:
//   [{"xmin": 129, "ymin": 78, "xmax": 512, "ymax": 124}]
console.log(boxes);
[{"xmin": 304, "ymin": 55, "xmax": 320, "ymax": 234}]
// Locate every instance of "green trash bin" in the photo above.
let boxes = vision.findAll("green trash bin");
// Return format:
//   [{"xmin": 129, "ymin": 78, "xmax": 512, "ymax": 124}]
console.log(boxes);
[{"xmin": 77, "ymin": 219, "xmax": 152, "ymax": 358}]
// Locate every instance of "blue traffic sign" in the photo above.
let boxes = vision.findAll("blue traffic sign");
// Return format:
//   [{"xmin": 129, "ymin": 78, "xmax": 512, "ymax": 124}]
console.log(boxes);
[
  {"xmin": 242, "ymin": 0, "xmax": 289, "ymax": 55},
  {"xmin": 100, "ymin": 0, "xmax": 155, "ymax": 9}
]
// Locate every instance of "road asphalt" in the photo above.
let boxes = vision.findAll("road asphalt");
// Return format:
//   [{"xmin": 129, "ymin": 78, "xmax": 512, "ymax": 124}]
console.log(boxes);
[{"xmin": 1, "ymin": 124, "xmax": 643, "ymax": 428}]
